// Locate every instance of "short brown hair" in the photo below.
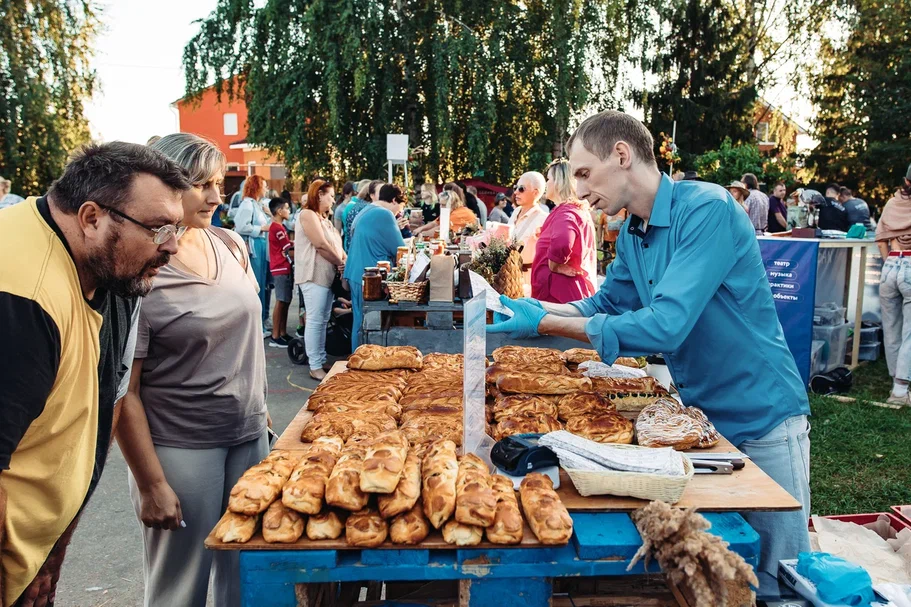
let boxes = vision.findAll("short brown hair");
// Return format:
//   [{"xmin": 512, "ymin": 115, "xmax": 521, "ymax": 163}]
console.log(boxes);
[
  {"xmin": 839, "ymin": 186, "xmax": 853, "ymax": 198},
  {"xmin": 306, "ymin": 179, "xmax": 333, "ymax": 213},
  {"xmin": 566, "ymin": 111, "xmax": 656, "ymax": 165}
]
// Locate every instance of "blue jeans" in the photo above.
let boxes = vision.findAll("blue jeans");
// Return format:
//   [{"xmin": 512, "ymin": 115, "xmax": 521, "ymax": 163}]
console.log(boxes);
[
  {"xmin": 246, "ymin": 236, "xmax": 270, "ymax": 329},
  {"xmin": 350, "ymin": 281, "xmax": 363, "ymax": 351},
  {"xmin": 880, "ymin": 257, "xmax": 911, "ymax": 381},
  {"xmin": 299, "ymin": 282, "xmax": 333, "ymax": 371},
  {"xmin": 740, "ymin": 415, "xmax": 811, "ymax": 597}
]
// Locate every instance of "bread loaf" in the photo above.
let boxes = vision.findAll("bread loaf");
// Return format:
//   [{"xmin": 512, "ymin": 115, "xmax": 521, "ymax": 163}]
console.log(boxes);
[
  {"xmin": 345, "ymin": 508, "xmax": 388, "ymax": 547},
  {"xmin": 314, "ymin": 401, "xmax": 403, "ymax": 422},
  {"xmin": 565, "ymin": 412, "xmax": 634, "ymax": 444},
  {"xmin": 494, "ymin": 413, "xmax": 563, "ymax": 440},
  {"xmin": 519, "ymin": 473, "xmax": 573, "ymax": 545},
  {"xmin": 282, "ymin": 436, "xmax": 344, "ymax": 514},
  {"xmin": 590, "ymin": 376, "xmax": 659, "ymax": 394},
  {"xmin": 378, "ymin": 447, "xmax": 424, "ymax": 518},
  {"xmin": 442, "ymin": 519, "xmax": 483, "ymax": 546},
  {"xmin": 305, "ymin": 508, "xmax": 345, "ymax": 540},
  {"xmin": 563, "ymin": 348, "xmax": 601, "ymax": 365},
  {"xmin": 399, "ymin": 391, "xmax": 463, "ymax": 409},
  {"xmin": 492, "ymin": 395, "xmax": 559, "ymax": 422},
  {"xmin": 360, "ymin": 430, "xmax": 410, "ymax": 493},
  {"xmin": 485, "ymin": 363, "xmax": 569, "ymax": 385},
  {"xmin": 421, "ymin": 439, "xmax": 459, "ymax": 529},
  {"xmin": 401, "ymin": 381, "xmax": 463, "ymax": 397},
  {"xmin": 496, "ymin": 372, "xmax": 591, "ymax": 395},
  {"xmin": 556, "ymin": 392, "xmax": 616, "ymax": 421},
  {"xmin": 491, "ymin": 346, "xmax": 566, "ymax": 373},
  {"xmin": 307, "ymin": 387, "xmax": 400, "ymax": 411},
  {"xmin": 635, "ymin": 399, "xmax": 718, "ymax": 450},
  {"xmin": 401, "ymin": 417, "xmax": 463, "ymax": 447},
  {"xmin": 422, "ymin": 353, "xmax": 464, "ymax": 371},
  {"xmin": 262, "ymin": 500, "xmax": 305, "ymax": 543},
  {"xmin": 486, "ymin": 475, "xmax": 523, "ymax": 545},
  {"xmin": 454, "ymin": 453, "xmax": 497, "ymax": 527},
  {"xmin": 389, "ymin": 501, "xmax": 431, "ymax": 545},
  {"xmin": 325, "ymin": 442, "xmax": 369, "ymax": 511},
  {"xmin": 348, "ymin": 344, "xmax": 423, "ymax": 370},
  {"xmin": 227, "ymin": 451, "xmax": 300, "ymax": 515},
  {"xmin": 400, "ymin": 405, "xmax": 462, "ymax": 425},
  {"xmin": 214, "ymin": 510, "xmax": 259, "ymax": 543},
  {"xmin": 614, "ymin": 356, "xmax": 640, "ymax": 368},
  {"xmin": 300, "ymin": 411, "xmax": 397, "ymax": 443}
]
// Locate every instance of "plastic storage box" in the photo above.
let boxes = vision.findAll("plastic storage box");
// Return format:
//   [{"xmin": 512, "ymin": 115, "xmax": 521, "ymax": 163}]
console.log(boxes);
[
  {"xmin": 812, "ymin": 322, "xmax": 849, "ymax": 372},
  {"xmin": 810, "ymin": 340, "xmax": 826, "ymax": 375},
  {"xmin": 859, "ymin": 341, "xmax": 881, "ymax": 361},
  {"xmin": 814, "ymin": 303, "xmax": 846, "ymax": 326}
]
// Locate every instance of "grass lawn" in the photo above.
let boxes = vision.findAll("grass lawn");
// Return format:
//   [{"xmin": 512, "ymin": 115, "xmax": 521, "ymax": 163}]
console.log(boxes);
[{"xmin": 809, "ymin": 358, "xmax": 911, "ymax": 515}]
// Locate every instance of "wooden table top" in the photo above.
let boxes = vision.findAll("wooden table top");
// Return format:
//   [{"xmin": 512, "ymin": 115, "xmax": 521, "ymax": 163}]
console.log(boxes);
[{"xmin": 274, "ymin": 362, "xmax": 801, "ymax": 513}]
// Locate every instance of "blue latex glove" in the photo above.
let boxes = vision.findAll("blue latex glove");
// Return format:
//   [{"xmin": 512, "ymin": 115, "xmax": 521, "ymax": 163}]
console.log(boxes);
[
  {"xmin": 488, "ymin": 295, "xmax": 547, "ymax": 339},
  {"xmin": 493, "ymin": 298, "xmax": 543, "ymax": 324},
  {"xmin": 796, "ymin": 552, "xmax": 875, "ymax": 606}
]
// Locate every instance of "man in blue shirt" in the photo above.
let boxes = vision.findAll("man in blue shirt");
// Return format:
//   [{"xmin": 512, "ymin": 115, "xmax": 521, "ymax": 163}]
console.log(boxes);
[{"xmin": 490, "ymin": 111, "xmax": 810, "ymax": 596}]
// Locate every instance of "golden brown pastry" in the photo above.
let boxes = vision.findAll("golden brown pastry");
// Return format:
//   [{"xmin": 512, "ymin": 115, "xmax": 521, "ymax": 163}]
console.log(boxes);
[
  {"xmin": 635, "ymin": 398, "xmax": 703, "ymax": 450},
  {"xmin": 401, "ymin": 380, "xmax": 463, "ymax": 397},
  {"xmin": 686, "ymin": 406, "xmax": 721, "ymax": 448},
  {"xmin": 556, "ymin": 392, "xmax": 617, "ymax": 421},
  {"xmin": 305, "ymin": 508, "xmax": 345, "ymax": 540},
  {"xmin": 485, "ymin": 363, "xmax": 569, "ymax": 385},
  {"xmin": 565, "ymin": 412, "xmax": 634, "ymax": 444},
  {"xmin": 314, "ymin": 401, "xmax": 403, "ymax": 422},
  {"xmin": 496, "ymin": 372, "xmax": 591, "ymax": 395},
  {"xmin": 325, "ymin": 442, "xmax": 369, "ymax": 511},
  {"xmin": 442, "ymin": 519, "xmax": 483, "ymax": 546},
  {"xmin": 606, "ymin": 393, "xmax": 668, "ymax": 414},
  {"xmin": 400, "ymin": 405, "xmax": 462, "ymax": 425},
  {"xmin": 227, "ymin": 451, "xmax": 300, "ymax": 515},
  {"xmin": 614, "ymin": 356, "xmax": 641, "ymax": 368},
  {"xmin": 401, "ymin": 416, "xmax": 463, "ymax": 447},
  {"xmin": 262, "ymin": 500, "xmax": 305, "ymax": 543},
  {"xmin": 360, "ymin": 430, "xmax": 410, "ymax": 493},
  {"xmin": 324, "ymin": 368, "xmax": 409, "ymax": 386},
  {"xmin": 563, "ymin": 348, "xmax": 601, "ymax": 365},
  {"xmin": 389, "ymin": 501, "xmax": 431, "ymax": 545},
  {"xmin": 422, "ymin": 353, "xmax": 464, "ymax": 371},
  {"xmin": 348, "ymin": 344, "xmax": 423, "ymax": 371},
  {"xmin": 399, "ymin": 391, "xmax": 464, "ymax": 409},
  {"xmin": 283, "ymin": 436, "xmax": 343, "ymax": 514},
  {"xmin": 455, "ymin": 453, "xmax": 497, "ymax": 527},
  {"xmin": 494, "ymin": 414, "xmax": 563, "ymax": 440},
  {"xmin": 300, "ymin": 411, "xmax": 397, "ymax": 443},
  {"xmin": 590, "ymin": 376, "xmax": 659, "ymax": 394},
  {"xmin": 378, "ymin": 447, "xmax": 424, "ymax": 518},
  {"xmin": 345, "ymin": 508, "xmax": 388, "ymax": 547},
  {"xmin": 519, "ymin": 473, "xmax": 573, "ymax": 545},
  {"xmin": 421, "ymin": 439, "xmax": 459, "ymax": 529},
  {"xmin": 307, "ymin": 386, "xmax": 400, "ymax": 411},
  {"xmin": 214, "ymin": 510, "xmax": 259, "ymax": 543},
  {"xmin": 486, "ymin": 475, "xmax": 523, "ymax": 545},
  {"xmin": 493, "ymin": 395, "xmax": 559, "ymax": 422},
  {"xmin": 492, "ymin": 345, "xmax": 565, "ymax": 365}
]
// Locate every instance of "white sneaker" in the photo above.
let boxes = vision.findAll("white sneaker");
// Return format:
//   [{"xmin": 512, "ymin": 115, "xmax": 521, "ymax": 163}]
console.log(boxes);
[
  {"xmin": 886, "ymin": 393, "xmax": 910, "ymax": 406},
  {"xmin": 262, "ymin": 329, "xmax": 272, "ymax": 339}
]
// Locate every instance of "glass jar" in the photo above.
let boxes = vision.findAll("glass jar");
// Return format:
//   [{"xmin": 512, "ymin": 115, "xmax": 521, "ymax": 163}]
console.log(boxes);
[
  {"xmin": 362, "ymin": 267, "xmax": 384, "ymax": 301},
  {"xmin": 395, "ymin": 246, "xmax": 409, "ymax": 266},
  {"xmin": 376, "ymin": 261, "xmax": 391, "ymax": 280}
]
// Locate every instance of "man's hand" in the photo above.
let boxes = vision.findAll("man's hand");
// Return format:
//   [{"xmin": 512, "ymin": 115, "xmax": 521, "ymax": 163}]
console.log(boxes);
[
  {"xmin": 488, "ymin": 295, "xmax": 546, "ymax": 339},
  {"xmin": 139, "ymin": 481, "xmax": 183, "ymax": 530}
]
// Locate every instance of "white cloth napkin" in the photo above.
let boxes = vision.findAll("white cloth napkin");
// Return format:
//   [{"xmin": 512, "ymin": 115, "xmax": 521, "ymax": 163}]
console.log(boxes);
[{"xmin": 540, "ymin": 430, "xmax": 687, "ymax": 476}]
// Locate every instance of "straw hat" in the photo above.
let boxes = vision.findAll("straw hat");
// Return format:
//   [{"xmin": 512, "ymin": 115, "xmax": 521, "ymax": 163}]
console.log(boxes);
[{"xmin": 726, "ymin": 181, "xmax": 750, "ymax": 199}]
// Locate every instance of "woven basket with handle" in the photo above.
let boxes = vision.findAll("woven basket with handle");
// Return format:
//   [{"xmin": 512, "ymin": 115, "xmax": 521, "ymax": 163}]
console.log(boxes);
[
  {"xmin": 493, "ymin": 250, "xmax": 524, "ymax": 299},
  {"xmin": 386, "ymin": 280, "xmax": 428, "ymax": 303}
]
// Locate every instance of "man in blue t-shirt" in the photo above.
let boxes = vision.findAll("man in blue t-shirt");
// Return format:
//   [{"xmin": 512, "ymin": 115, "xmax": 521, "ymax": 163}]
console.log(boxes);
[{"xmin": 490, "ymin": 111, "xmax": 811, "ymax": 597}]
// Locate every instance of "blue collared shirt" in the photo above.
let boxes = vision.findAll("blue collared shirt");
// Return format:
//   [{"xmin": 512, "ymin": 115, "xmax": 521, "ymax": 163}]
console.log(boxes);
[{"xmin": 572, "ymin": 173, "xmax": 809, "ymax": 445}]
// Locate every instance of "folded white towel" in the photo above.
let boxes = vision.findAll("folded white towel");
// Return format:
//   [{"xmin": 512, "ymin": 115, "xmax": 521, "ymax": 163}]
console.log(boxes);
[{"xmin": 540, "ymin": 430, "xmax": 687, "ymax": 476}]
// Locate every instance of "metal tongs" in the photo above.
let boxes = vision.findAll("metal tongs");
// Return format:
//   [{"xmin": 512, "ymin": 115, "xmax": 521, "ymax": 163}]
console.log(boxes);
[{"xmin": 687, "ymin": 452, "xmax": 748, "ymax": 475}]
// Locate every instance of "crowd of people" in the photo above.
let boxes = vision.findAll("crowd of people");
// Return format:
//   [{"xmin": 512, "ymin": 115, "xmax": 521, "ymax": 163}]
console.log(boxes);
[{"xmin": 1, "ymin": 112, "xmax": 908, "ymax": 607}]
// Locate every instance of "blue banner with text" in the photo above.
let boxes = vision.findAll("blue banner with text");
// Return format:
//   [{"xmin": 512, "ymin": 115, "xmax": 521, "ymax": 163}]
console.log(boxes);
[{"xmin": 759, "ymin": 239, "xmax": 819, "ymax": 386}]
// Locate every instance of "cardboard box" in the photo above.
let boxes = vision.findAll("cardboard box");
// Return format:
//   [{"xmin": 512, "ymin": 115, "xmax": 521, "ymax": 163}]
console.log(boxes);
[{"xmin": 429, "ymin": 255, "xmax": 455, "ymax": 302}]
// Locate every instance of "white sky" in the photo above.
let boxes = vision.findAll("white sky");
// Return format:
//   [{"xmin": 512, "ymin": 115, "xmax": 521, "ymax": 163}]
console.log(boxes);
[{"xmin": 86, "ymin": 2, "xmax": 816, "ymax": 151}]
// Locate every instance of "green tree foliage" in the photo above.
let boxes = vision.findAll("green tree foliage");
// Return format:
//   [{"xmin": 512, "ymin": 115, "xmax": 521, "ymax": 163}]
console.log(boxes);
[
  {"xmin": 808, "ymin": 0, "xmax": 911, "ymax": 206},
  {"xmin": 636, "ymin": 0, "xmax": 827, "ymax": 166},
  {"xmin": 0, "ymin": 0, "xmax": 98, "ymax": 194},
  {"xmin": 183, "ymin": 0, "xmax": 647, "ymax": 185},
  {"xmin": 693, "ymin": 138, "xmax": 797, "ymax": 186}
]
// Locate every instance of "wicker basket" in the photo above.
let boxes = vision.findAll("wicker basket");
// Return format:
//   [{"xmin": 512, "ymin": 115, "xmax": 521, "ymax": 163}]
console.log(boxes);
[
  {"xmin": 565, "ymin": 451, "xmax": 694, "ymax": 503},
  {"xmin": 386, "ymin": 280, "xmax": 428, "ymax": 303},
  {"xmin": 493, "ymin": 249, "xmax": 524, "ymax": 299}
]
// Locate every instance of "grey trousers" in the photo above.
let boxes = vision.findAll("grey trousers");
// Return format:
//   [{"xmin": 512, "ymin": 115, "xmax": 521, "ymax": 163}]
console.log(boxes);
[
  {"xmin": 741, "ymin": 415, "xmax": 812, "ymax": 597},
  {"xmin": 128, "ymin": 433, "xmax": 269, "ymax": 607},
  {"xmin": 880, "ymin": 257, "xmax": 911, "ymax": 381}
]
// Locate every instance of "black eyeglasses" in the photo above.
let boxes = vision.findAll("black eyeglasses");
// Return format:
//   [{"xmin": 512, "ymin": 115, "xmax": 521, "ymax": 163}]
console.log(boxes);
[
  {"xmin": 97, "ymin": 204, "xmax": 186, "ymax": 245},
  {"xmin": 516, "ymin": 186, "xmax": 527, "ymax": 193}
]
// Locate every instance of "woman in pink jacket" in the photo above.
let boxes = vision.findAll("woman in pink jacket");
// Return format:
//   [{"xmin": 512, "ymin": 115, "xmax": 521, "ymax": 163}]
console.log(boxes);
[{"xmin": 530, "ymin": 158, "xmax": 597, "ymax": 303}]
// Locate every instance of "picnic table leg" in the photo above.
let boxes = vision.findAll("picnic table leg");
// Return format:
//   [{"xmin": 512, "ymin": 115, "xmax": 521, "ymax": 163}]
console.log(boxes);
[{"xmin": 459, "ymin": 577, "xmax": 552, "ymax": 607}]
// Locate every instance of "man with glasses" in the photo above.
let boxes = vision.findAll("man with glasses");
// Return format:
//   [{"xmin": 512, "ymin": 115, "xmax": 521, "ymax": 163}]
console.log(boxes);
[{"xmin": 0, "ymin": 142, "xmax": 190, "ymax": 607}]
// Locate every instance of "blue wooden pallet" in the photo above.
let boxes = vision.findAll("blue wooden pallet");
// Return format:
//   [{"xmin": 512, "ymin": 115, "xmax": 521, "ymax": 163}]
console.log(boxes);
[{"xmin": 240, "ymin": 512, "xmax": 759, "ymax": 607}]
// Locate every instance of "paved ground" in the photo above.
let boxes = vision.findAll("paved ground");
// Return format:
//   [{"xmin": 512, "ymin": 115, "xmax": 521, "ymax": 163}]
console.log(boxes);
[{"xmin": 55, "ymin": 301, "xmax": 323, "ymax": 606}]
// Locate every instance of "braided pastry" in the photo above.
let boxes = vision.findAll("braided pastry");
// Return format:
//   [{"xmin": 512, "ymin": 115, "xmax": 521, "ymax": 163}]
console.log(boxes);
[
  {"xmin": 497, "ymin": 372, "xmax": 592, "ymax": 395},
  {"xmin": 635, "ymin": 399, "xmax": 702, "ymax": 450},
  {"xmin": 590, "ymin": 376, "xmax": 659, "ymax": 394},
  {"xmin": 300, "ymin": 412, "xmax": 397, "ymax": 443},
  {"xmin": 495, "ymin": 413, "xmax": 563, "ymax": 440},
  {"xmin": 348, "ymin": 344, "xmax": 423, "ymax": 370},
  {"xmin": 492, "ymin": 395, "xmax": 559, "ymax": 422},
  {"xmin": 565, "ymin": 412, "xmax": 634, "ymax": 444},
  {"xmin": 556, "ymin": 392, "xmax": 616, "ymax": 421},
  {"xmin": 563, "ymin": 348, "xmax": 601, "ymax": 365}
]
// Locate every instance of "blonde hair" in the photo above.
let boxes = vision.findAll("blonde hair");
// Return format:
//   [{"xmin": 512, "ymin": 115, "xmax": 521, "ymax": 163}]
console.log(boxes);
[
  {"xmin": 439, "ymin": 190, "xmax": 464, "ymax": 210},
  {"xmin": 150, "ymin": 133, "xmax": 225, "ymax": 185},
  {"xmin": 420, "ymin": 183, "xmax": 438, "ymax": 204},
  {"xmin": 356, "ymin": 180, "xmax": 372, "ymax": 200},
  {"xmin": 545, "ymin": 159, "xmax": 577, "ymax": 203}
]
